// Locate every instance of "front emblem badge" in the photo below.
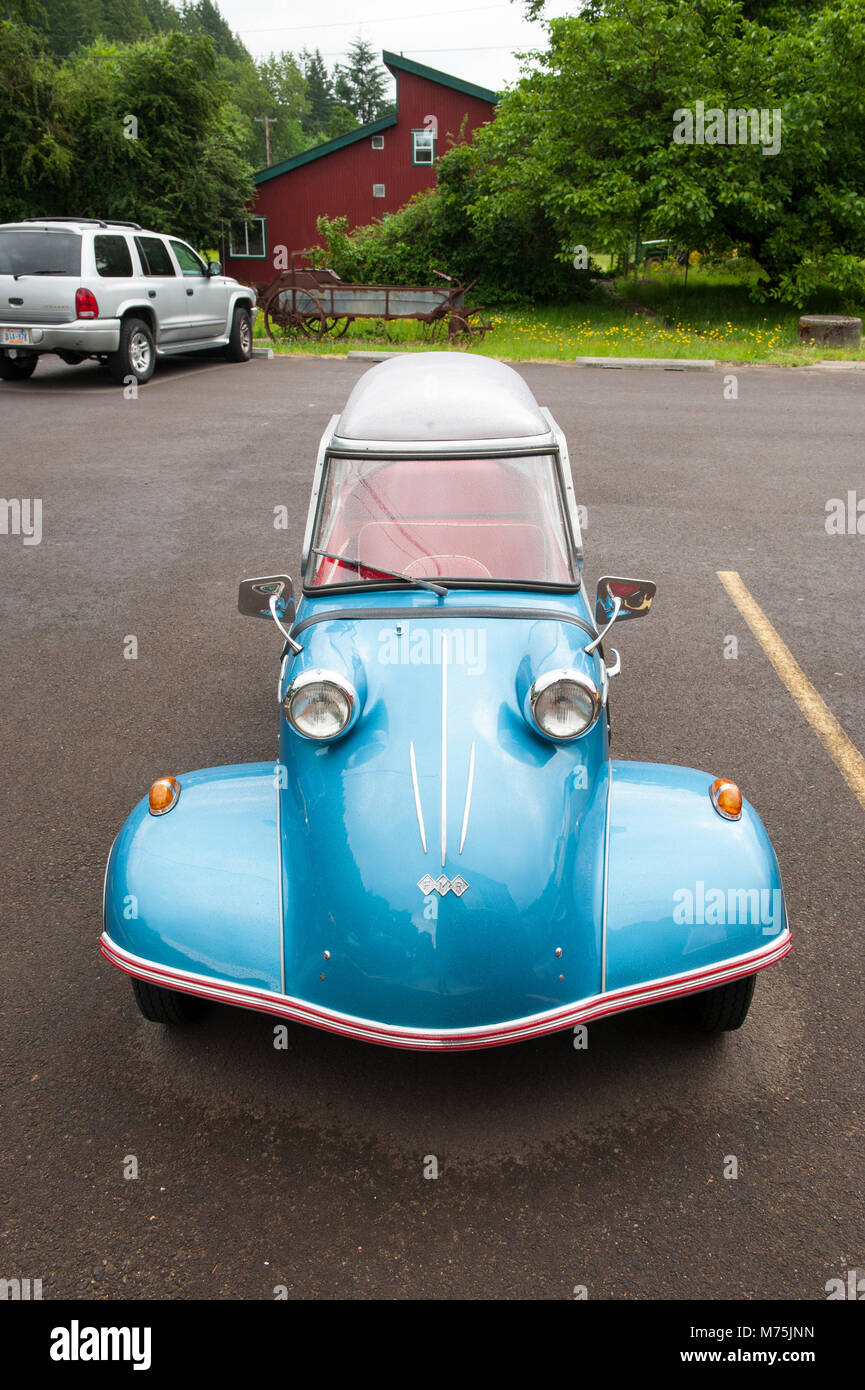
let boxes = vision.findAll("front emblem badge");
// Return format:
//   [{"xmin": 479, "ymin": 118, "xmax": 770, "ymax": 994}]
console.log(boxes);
[{"xmin": 418, "ymin": 873, "xmax": 469, "ymax": 897}]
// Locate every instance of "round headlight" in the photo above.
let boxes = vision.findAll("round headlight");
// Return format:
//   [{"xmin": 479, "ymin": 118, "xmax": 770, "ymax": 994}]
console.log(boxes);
[
  {"xmin": 283, "ymin": 670, "xmax": 356, "ymax": 740},
  {"xmin": 529, "ymin": 670, "xmax": 600, "ymax": 741}
]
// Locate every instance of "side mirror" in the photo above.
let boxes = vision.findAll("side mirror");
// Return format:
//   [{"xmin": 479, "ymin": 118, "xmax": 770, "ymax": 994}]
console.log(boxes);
[
  {"xmin": 238, "ymin": 575, "xmax": 301, "ymax": 654},
  {"xmin": 594, "ymin": 575, "xmax": 656, "ymax": 627},
  {"xmin": 206, "ymin": 259, "xmax": 222, "ymax": 277},
  {"xmin": 585, "ymin": 575, "xmax": 656, "ymax": 655},
  {"xmin": 238, "ymin": 575, "xmax": 294, "ymax": 621}
]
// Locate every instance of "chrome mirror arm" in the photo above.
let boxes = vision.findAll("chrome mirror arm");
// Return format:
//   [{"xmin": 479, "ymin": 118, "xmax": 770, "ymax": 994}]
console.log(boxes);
[
  {"xmin": 269, "ymin": 593, "xmax": 302, "ymax": 654},
  {"xmin": 584, "ymin": 594, "xmax": 622, "ymax": 655}
]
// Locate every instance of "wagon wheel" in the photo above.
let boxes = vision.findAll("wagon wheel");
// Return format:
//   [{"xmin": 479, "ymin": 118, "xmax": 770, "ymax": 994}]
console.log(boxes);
[
  {"xmin": 448, "ymin": 309, "xmax": 492, "ymax": 346},
  {"xmin": 423, "ymin": 316, "xmax": 450, "ymax": 343},
  {"xmin": 467, "ymin": 313, "xmax": 492, "ymax": 342},
  {"xmin": 319, "ymin": 315, "xmax": 351, "ymax": 339},
  {"xmin": 263, "ymin": 292, "xmax": 303, "ymax": 344},
  {"xmin": 294, "ymin": 293, "xmax": 350, "ymax": 340}
]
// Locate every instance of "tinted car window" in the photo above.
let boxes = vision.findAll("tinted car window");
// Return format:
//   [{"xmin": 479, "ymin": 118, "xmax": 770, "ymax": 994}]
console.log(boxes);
[
  {"xmin": 134, "ymin": 236, "xmax": 176, "ymax": 277},
  {"xmin": 0, "ymin": 230, "xmax": 81, "ymax": 276},
  {"xmin": 95, "ymin": 234, "xmax": 133, "ymax": 278},
  {"xmin": 169, "ymin": 240, "xmax": 206, "ymax": 276}
]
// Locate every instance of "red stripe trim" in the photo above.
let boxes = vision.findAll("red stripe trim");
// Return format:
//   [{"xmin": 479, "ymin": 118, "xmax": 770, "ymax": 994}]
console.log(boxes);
[{"xmin": 99, "ymin": 930, "xmax": 792, "ymax": 1051}]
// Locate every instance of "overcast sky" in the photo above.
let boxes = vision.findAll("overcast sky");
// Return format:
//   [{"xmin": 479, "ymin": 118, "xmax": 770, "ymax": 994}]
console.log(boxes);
[{"xmin": 215, "ymin": 0, "xmax": 581, "ymax": 94}]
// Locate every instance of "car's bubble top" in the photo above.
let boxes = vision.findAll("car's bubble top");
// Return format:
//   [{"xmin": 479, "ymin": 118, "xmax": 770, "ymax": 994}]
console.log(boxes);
[{"xmin": 335, "ymin": 353, "xmax": 552, "ymax": 444}]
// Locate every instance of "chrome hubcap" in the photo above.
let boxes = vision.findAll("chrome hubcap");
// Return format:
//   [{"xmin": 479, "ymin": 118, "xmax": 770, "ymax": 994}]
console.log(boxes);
[
  {"xmin": 239, "ymin": 317, "xmax": 251, "ymax": 354},
  {"xmin": 130, "ymin": 331, "xmax": 151, "ymax": 374}
]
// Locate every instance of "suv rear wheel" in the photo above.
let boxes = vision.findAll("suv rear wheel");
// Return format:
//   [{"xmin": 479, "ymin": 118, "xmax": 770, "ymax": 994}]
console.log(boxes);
[
  {"xmin": 108, "ymin": 316, "xmax": 155, "ymax": 385},
  {"xmin": 0, "ymin": 351, "xmax": 38, "ymax": 381},
  {"xmin": 224, "ymin": 305, "xmax": 253, "ymax": 362}
]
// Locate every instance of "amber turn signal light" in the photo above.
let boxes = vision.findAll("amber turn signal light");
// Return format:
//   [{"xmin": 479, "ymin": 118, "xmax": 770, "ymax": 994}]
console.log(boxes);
[
  {"xmin": 710, "ymin": 777, "xmax": 742, "ymax": 821},
  {"xmin": 148, "ymin": 776, "xmax": 181, "ymax": 816}
]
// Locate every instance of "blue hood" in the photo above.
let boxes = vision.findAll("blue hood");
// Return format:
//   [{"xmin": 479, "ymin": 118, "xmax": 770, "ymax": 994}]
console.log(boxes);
[{"xmin": 278, "ymin": 599, "xmax": 608, "ymax": 1030}]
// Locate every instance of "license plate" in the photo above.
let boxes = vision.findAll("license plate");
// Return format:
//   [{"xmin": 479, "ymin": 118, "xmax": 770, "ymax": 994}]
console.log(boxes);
[{"xmin": 3, "ymin": 328, "xmax": 29, "ymax": 345}]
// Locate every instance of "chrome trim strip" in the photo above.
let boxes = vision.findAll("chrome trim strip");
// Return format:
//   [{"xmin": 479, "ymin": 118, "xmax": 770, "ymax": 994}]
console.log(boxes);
[
  {"xmin": 409, "ymin": 741, "xmax": 427, "ymax": 854},
  {"xmin": 540, "ymin": 406, "xmax": 583, "ymax": 568},
  {"xmin": 440, "ymin": 633, "xmax": 448, "ymax": 867},
  {"xmin": 101, "ymin": 927, "xmax": 793, "ymax": 1052},
  {"xmin": 459, "ymin": 742, "xmax": 475, "ymax": 855},
  {"xmin": 276, "ymin": 771, "xmax": 286, "ymax": 995},
  {"xmin": 300, "ymin": 413, "xmax": 340, "ymax": 580},
  {"xmin": 328, "ymin": 433, "xmax": 555, "ymax": 456},
  {"xmin": 600, "ymin": 763, "xmax": 613, "ymax": 993}
]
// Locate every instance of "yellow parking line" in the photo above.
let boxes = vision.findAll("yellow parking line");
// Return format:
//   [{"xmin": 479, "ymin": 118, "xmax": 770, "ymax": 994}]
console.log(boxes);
[{"xmin": 718, "ymin": 570, "xmax": 865, "ymax": 811}]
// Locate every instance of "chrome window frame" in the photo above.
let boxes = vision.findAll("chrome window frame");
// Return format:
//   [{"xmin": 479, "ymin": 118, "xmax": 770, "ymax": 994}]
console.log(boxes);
[{"xmin": 299, "ymin": 432, "xmax": 584, "ymax": 595}]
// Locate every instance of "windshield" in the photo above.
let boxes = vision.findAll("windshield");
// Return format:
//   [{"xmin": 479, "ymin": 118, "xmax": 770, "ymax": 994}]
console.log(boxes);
[
  {"xmin": 0, "ymin": 230, "xmax": 82, "ymax": 277},
  {"xmin": 309, "ymin": 454, "xmax": 576, "ymax": 589}
]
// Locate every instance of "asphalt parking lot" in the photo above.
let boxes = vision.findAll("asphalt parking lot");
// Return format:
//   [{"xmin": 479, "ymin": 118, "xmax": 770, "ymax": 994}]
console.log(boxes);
[{"xmin": 1, "ymin": 352, "xmax": 863, "ymax": 1300}]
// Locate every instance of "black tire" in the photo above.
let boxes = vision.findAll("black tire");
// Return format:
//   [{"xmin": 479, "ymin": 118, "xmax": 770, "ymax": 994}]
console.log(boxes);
[
  {"xmin": 683, "ymin": 973, "xmax": 756, "ymax": 1033},
  {"xmin": 0, "ymin": 351, "xmax": 37, "ymax": 380},
  {"xmin": 107, "ymin": 316, "xmax": 155, "ymax": 385},
  {"xmin": 224, "ymin": 305, "xmax": 253, "ymax": 362},
  {"xmin": 130, "ymin": 976, "xmax": 210, "ymax": 1025}
]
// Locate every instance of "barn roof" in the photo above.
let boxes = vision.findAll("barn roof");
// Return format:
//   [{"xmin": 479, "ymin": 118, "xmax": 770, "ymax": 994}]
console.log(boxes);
[{"xmin": 383, "ymin": 51, "xmax": 500, "ymax": 106}]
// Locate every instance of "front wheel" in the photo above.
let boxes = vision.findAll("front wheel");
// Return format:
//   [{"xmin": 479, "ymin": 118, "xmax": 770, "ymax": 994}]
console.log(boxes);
[
  {"xmin": 130, "ymin": 977, "xmax": 210, "ymax": 1025},
  {"xmin": 682, "ymin": 973, "xmax": 756, "ymax": 1032},
  {"xmin": 0, "ymin": 351, "xmax": 38, "ymax": 380},
  {"xmin": 224, "ymin": 305, "xmax": 253, "ymax": 362},
  {"xmin": 107, "ymin": 317, "xmax": 155, "ymax": 385}
]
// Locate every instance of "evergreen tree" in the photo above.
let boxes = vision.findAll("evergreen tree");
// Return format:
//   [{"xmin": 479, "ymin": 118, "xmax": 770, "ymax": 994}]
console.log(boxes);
[
  {"xmin": 333, "ymin": 36, "xmax": 391, "ymax": 126},
  {"xmin": 299, "ymin": 47, "xmax": 332, "ymax": 136}
]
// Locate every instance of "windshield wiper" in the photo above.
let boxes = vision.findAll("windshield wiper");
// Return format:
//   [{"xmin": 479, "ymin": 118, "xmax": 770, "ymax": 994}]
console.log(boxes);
[
  {"xmin": 311, "ymin": 547, "xmax": 447, "ymax": 597},
  {"xmin": 12, "ymin": 270, "xmax": 72, "ymax": 279}
]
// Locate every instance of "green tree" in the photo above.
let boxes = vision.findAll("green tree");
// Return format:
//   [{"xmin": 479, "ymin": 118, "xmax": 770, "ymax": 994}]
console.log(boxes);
[
  {"xmin": 50, "ymin": 31, "xmax": 253, "ymax": 242},
  {"xmin": 178, "ymin": 0, "xmax": 244, "ymax": 59},
  {"xmin": 0, "ymin": 17, "xmax": 72, "ymax": 219},
  {"xmin": 468, "ymin": 0, "xmax": 865, "ymax": 303},
  {"xmin": 333, "ymin": 36, "xmax": 392, "ymax": 125},
  {"xmin": 253, "ymin": 51, "xmax": 308, "ymax": 165},
  {"xmin": 299, "ymin": 47, "xmax": 331, "ymax": 135}
]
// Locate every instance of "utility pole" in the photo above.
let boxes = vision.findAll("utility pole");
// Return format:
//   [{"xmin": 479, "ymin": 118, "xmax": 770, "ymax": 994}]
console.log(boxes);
[{"xmin": 254, "ymin": 116, "xmax": 276, "ymax": 167}]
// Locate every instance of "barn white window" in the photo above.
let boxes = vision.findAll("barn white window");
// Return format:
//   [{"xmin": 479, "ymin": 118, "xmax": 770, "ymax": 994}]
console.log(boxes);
[
  {"xmin": 371, "ymin": 135, "xmax": 385, "ymax": 149},
  {"xmin": 228, "ymin": 217, "xmax": 266, "ymax": 258},
  {"xmin": 412, "ymin": 129, "xmax": 436, "ymax": 165},
  {"xmin": 372, "ymin": 184, "xmax": 386, "ymax": 198}
]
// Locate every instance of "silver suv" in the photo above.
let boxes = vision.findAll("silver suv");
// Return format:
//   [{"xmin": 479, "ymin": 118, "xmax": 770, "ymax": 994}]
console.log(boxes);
[{"xmin": 0, "ymin": 217, "xmax": 257, "ymax": 385}]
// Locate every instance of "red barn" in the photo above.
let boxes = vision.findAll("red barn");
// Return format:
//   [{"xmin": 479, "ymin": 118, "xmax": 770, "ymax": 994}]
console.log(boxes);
[{"xmin": 221, "ymin": 50, "xmax": 499, "ymax": 282}]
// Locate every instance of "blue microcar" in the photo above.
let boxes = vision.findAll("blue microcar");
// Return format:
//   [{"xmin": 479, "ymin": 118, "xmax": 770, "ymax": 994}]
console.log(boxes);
[{"xmin": 101, "ymin": 354, "xmax": 791, "ymax": 1048}]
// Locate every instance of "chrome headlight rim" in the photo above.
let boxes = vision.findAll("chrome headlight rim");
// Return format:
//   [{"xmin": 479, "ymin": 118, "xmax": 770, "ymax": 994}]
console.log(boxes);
[
  {"xmin": 527, "ymin": 668, "xmax": 601, "ymax": 742},
  {"xmin": 283, "ymin": 668, "xmax": 359, "ymax": 741}
]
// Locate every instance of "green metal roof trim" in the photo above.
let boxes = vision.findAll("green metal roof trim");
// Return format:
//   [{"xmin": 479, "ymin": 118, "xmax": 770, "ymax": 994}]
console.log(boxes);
[
  {"xmin": 382, "ymin": 50, "xmax": 501, "ymax": 105},
  {"xmin": 252, "ymin": 54, "xmax": 499, "ymax": 182},
  {"xmin": 254, "ymin": 115, "xmax": 398, "ymax": 184}
]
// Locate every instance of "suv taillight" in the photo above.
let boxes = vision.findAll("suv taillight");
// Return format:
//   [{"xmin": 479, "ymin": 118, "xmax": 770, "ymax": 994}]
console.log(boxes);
[{"xmin": 75, "ymin": 288, "xmax": 99, "ymax": 319}]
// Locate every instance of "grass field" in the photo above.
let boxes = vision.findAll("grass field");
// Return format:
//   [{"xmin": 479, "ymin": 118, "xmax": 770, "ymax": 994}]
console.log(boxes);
[{"xmin": 254, "ymin": 265, "xmax": 865, "ymax": 366}]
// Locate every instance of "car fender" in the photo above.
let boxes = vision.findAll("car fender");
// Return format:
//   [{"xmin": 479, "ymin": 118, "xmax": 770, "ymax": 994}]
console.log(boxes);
[
  {"xmin": 102, "ymin": 763, "xmax": 282, "ymax": 993},
  {"xmin": 604, "ymin": 760, "xmax": 790, "ymax": 993},
  {"xmin": 225, "ymin": 287, "xmax": 256, "ymax": 329}
]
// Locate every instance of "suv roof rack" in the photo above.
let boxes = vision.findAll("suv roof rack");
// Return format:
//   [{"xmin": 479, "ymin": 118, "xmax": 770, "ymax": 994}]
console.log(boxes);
[{"xmin": 19, "ymin": 217, "xmax": 143, "ymax": 231}]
